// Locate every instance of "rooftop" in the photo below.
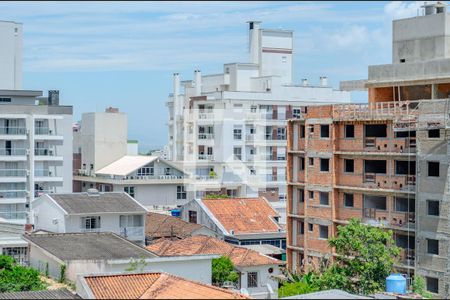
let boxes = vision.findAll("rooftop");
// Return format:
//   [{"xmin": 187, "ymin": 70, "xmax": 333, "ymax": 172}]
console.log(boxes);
[
  {"xmin": 82, "ymin": 272, "xmax": 248, "ymax": 299},
  {"xmin": 23, "ymin": 232, "xmax": 156, "ymax": 261},
  {"xmin": 147, "ymin": 235, "xmax": 282, "ymax": 267},
  {"xmin": 201, "ymin": 197, "xmax": 283, "ymax": 235},
  {"xmin": 145, "ymin": 212, "xmax": 208, "ymax": 240},
  {"xmin": 0, "ymin": 289, "xmax": 79, "ymax": 299},
  {"xmin": 281, "ymin": 289, "xmax": 371, "ymax": 299},
  {"xmin": 96, "ymin": 155, "xmax": 159, "ymax": 176},
  {"xmin": 44, "ymin": 192, "xmax": 147, "ymax": 215}
]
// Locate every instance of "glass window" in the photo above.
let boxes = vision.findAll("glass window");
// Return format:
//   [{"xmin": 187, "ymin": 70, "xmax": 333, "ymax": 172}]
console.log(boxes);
[
  {"xmin": 247, "ymin": 272, "xmax": 258, "ymax": 288},
  {"xmin": 233, "ymin": 147, "xmax": 242, "ymax": 160},
  {"xmin": 293, "ymin": 108, "xmax": 301, "ymax": 119},
  {"xmin": 427, "ymin": 239, "xmax": 439, "ymax": 255},
  {"xmin": 188, "ymin": 211, "xmax": 197, "ymax": 224},
  {"xmin": 344, "ymin": 193, "xmax": 354, "ymax": 207},
  {"xmin": 320, "ymin": 125, "xmax": 329, "ymax": 138},
  {"xmin": 124, "ymin": 186, "xmax": 135, "ymax": 198},
  {"xmin": 345, "ymin": 125, "xmax": 354, "ymax": 138},
  {"xmin": 426, "ymin": 277, "xmax": 439, "ymax": 294},
  {"xmin": 320, "ymin": 158, "xmax": 329, "ymax": 172},
  {"xmin": 233, "ymin": 128, "xmax": 242, "ymax": 140},
  {"xmin": 428, "ymin": 161, "xmax": 440, "ymax": 177},
  {"xmin": 120, "ymin": 215, "xmax": 143, "ymax": 227},
  {"xmin": 428, "ymin": 200, "xmax": 440, "ymax": 216},
  {"xmin": 82, "ymin": 216, "xmax": 101, "ymax": 230},
  {"xmin": 345, "ymin": 159, "xmax": 354, "ymax": 173},
  {"xmin": 428, "ymin": 129, "xmax": 440, "ymax": 138},
  {"xmin": 319, "ymin": 192, "xmax": 329, "ymax": 205},
  {"xmin": 177, "ymin": 185, "xmax": 187, "ymax": 200},
  {"xmin": 319, "ymin": 225, "xmax": 328, "ymax": 239}
]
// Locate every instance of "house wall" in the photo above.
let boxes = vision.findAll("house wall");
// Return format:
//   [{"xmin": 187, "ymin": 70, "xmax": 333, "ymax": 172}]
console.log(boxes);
[
  {"xmin": 238, "ymin": 264, "xmax": 280, "ymax": 299},
  {"xmin": 180, "ymin": 200, "xmax": 224, "ymax": 235},
  {"xmin": 31, "ymin": 195, "xmax": 66, "ymax": 232}
]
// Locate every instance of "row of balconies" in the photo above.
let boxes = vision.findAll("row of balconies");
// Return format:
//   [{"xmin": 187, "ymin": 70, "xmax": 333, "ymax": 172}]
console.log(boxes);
[
  {"xmin": 0, "ymin": 127, "xmax": 59, "ymax": 136},
  {"xmin": 0, "ymin": 148, "xmax": 59, "ymax": 157}
]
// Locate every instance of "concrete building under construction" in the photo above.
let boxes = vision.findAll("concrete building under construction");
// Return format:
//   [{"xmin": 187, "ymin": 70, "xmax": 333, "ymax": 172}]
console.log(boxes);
[{"xmin": 287, "ymin": 2, "xmax": 450, "ymax": 298}]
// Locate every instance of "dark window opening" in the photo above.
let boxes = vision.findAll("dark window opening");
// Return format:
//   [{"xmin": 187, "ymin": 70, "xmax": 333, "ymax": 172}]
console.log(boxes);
[
  {"xmin": 400, "ymin": 58, "xmax": 406, "ymax": 63},
  {"xmin": 300, "ymin": 125, "xmax": 305, "ymax": 138},
  {"xmin": 428, "ymin": 129, "xmax": 440, "ymax": 138},
  {"xmin": 364, "ymin": 195, "xmax": 387, "ymax": 210},
  {"xmin": 365, "ymin": 124, "xmax": 387, "ymax": 138},
  {"xmin": 364, "ymin": 160, "xmax": 387, "ymax": 174},
  {"xmin": 394, "ymin": 197, "xmax": 415, "ymax": 212},
  {"xmin": 395, "ymin": 131, "xmax": 416, "ymax": 138},
  {"xmin": 299, "ymin": 189, "xmax": 305, "ymax": 203},
  {"xmin": 319, "ymin": 225, "xmax": 328, "ymax": 239},
  {"xmin": 309, "ymin": 157, "xmax": 314, "ymax": 166},
  {"xmin": 188, "ymin": 211, "xmax": 198, "ymax": 224},
  {"xmin": 320, "ymin": 158, "xmax": 329, "ymax": 172},
  {"xmin": 395, "ymin": 234, "xmax": 415, "ymax": 249},
  {"xmin": 345, "ymin": 124, "xmax": 355, "ymax": 138},
  {"xmin": 308, "ymin": 223, "xmax": 313, "ymax": 232},
  {"xmin": 299, "ymin": 221, "xmax": 304, "ymax": 234},
  {"xmin": 319, "ymin": 192, "xmax": 329, "ymax": 205},
  {"xmin": 427, "ymin": 239, "xmax": 439, "ymax": 255},
  {"xmin": 344, "ymin": 193, "xmax": 354, "ymax": 207},
  {"xmin": 428, "ymin": 161, "xmax": 440, "ymax": 177},
  {"xmin": 426, "ymin": 277, "xmax": 439, "ymax": 294},
  {"xmin": 320, "ymin": 125, "xmax": 329, "ymax": 138},
  {"xmin": 395, "ymin": 160, "xmax": 416, "ymax": 175},
  {"xmin": 300, "ymin": 157, "xmax": 305, "ymax": 170},
  {"xmin": 428, "ymin": 200, "xmax": 440, "ymax": 216},
  {"xmin": 308, "ymin": 191, "xmax": 314, "ymax": 199},
  {"xmin": 344, "ymin": 159, "xmax": 354, "ymax": 173}
]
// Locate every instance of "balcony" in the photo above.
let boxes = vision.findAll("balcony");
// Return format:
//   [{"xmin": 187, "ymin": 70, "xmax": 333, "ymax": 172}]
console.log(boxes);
[
  {"xmin": 363, "ymin": 173, "xmax": 416, "ymax": 191},
  {"xmin": 34, "ymin": 190, "xmax": 55, "ymax": 198},
  {"xmin": 35, "ymin": 127, "xmax": 53, "ymax": 135},
  {"xmin": 198, "ymin": 133, "xmax": 214, "ymax": 140},
  {"xmin": 34, "ymin": 148, "xmax": 54, "ymax": 156},
  {"xmin": 198, "ymin": 154, "xmax": 214, "ymax": 161},
  {"xmin": 0, "ymin": 211, "xmax": 26, "ymax": 220},
  {"xmin": 0, "ymin": 190, "xmax": 27, "ymax": 199},
  {"xmin": 245, "ymin": 134, "xmax": 255, "ymax": 142},
  {"xmin": 336, "ymin": 137, "xmax": 416, "ymax": 154},
  {"xmin": 0, "ymin": 169, "xmax": 26, "ymax": 177},
  {"xmin": 266, "ymin": 174, "xmax": 286, "ymax": 182},
  {"xmin": 362, "ymin": 208, "xmax": 415, "ymax": 231},
  {"xmin": 34, "ymin": 169, "xmax": 62, "ymax": 182},
  {"xmin": 0, "ymin": 127, "xmax": 26, "ymax": 135},
  {"xmin": 0, "ymin": 148, "xmax": 27, "ymax": 156},
  {"xmin": 120, "ymin": 226, "xmax": 144, "ymax": 238},
  {"xmin": 398, "ymin": 248, "xmax": 415, "ymax": 267}
]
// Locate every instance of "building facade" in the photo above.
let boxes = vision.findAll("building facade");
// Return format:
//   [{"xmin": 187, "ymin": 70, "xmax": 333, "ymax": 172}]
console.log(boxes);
[
  {"xmin": 0, "ymin": 21, "xmax": 22, "ymax": 90},
  {"xmin": 287, "ymin": 3, "xmax": 450, "ymax": 298},
  {"xmin": 0, "ymin": 89, "xmax": 73, "ymax": 225},
  {"xmin": 166, "ymin": 21, "xmax": 350, "ymax": 214}
]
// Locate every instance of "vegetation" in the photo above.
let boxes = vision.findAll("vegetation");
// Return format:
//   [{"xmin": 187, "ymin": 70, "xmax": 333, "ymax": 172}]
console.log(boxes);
[
  {"xmin": 58, "ymin": 264, "xmax": 66, "ymax": 283},
  {"xmin": 125, "ymin": 257, "xmax": 149, "ymax": 273},
  {"xmin": 412, "ymin": 275, "xmax": 432, "ymax": 298},
  {"xmin": 278, "ymin": 218, "xmax": 400, "ymax": 297},
  {"xmin": 212, "ymin": 256, "xmax": 239, "ymax": 286},
  {"xmin": 204, "ymin": 194, "xmax": 229, "ymax": 199},
  {"xmin": 0, "ymin": 255, "xmax": 46, "ymax": 292}
]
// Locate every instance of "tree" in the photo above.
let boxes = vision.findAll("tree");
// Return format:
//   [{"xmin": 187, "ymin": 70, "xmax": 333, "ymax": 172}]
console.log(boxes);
[
  {"xmin": 324, "ymin": 218, "xmax": 400, "ymax": 295},
  {"xmin": 278, "ymin": 271, "xmax": 320, "ymax": 297},
  {"xmin": 212, "ymin": 256, "xmax": 238, "ymax": 286},
  {"xmin": 412, "ymin": 275, "xmax": 432, "ymax": 299},
  {"xmin": 0, "ymin": 255, "xmax": 46, "ymax": 292},
  {"xmin": 204, "ymin": 194, "xmax": 229, "ymax": 199}
]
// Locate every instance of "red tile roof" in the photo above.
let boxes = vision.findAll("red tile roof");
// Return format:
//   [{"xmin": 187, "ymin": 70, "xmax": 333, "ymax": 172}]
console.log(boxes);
[
  {"xmin": 147, "ymin": 235, "xmax": 282, "ymax": 267},
  {"xmin": 201, "ymin": 197, "xmax": 282, "ymax": 234},
  {"xmin": 83, "ymin": 272, "xmax": 248, "ymax": 299},
  {"xmin": 145, "ymin": 212, "xmax": 207, "ymax": 240}
]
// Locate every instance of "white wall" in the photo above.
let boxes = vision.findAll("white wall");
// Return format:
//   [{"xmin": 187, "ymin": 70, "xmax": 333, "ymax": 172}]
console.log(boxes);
[
  {"xmin": 239, "ymin": 264, "xmax": 280, "ymax": 299},
  {"xmin": 32, "ymin": 195, "xmax": 66, "ymax": 233},
  {"xmin": 0, "ymin": 21, "xmax": 22, "ymax": 90}
]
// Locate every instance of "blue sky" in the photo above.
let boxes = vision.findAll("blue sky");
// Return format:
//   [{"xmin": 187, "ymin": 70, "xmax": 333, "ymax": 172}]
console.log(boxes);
[{"xmin": 0, "ymin": 1, "xmax": 426, "ymax": 152}]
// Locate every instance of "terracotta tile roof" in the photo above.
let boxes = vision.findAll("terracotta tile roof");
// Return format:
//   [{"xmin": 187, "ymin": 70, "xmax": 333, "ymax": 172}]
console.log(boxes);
[
  {"xmin": 83, "ymin": 272, "xmax": 248, "ymax": 299},
  {"xmin": 145, "ymin": 212, "xmax": 206, "ymax": 240},
  {"xmin": 201, "ymin": 197, "xmax": 282, "ymax": 234},
  {"xmin": 146, "ymin": 235, "xmax": 283, "ymax": 267}
]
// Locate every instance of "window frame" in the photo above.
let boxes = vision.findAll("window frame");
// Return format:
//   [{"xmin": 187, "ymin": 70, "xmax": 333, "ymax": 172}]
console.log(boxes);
[
  {"xmin": 319, "ymin": 225, "xmax": 328, "ymax": 239},
  {"xmin": 320, "ymin": 125, "xmax": 330, "ymax": 138},
  {"xmin": 428, "ymin": 161, "xmax": 440, "ymax": 177},
  {"xmin": 247, "ymin": 272, "xmax": 258, "ymax": 288},
  {"xmin": 344, "ymin": 124, "xmax": 355, "ymax": 138},
  {"xmin": 427, "ymin": 200, "xmax": 440, "ymax": 216},
  {"xmin": 344, "ymin": 193, "xmax": 354, "ymax": 208},
  {"xmin": 427, "ymin": 238, "xmax": 439, "ymax": 255},
  {"xmin": 319, "ymin": 192, "xmax": 329, "ymax": 206},
  {"xmin": 320, "ymin": 158, "xmax": 330, "ymax": 172},
  {"xmin": 177, "ymin": 185, "xmax": 187, "ymax": 200},
  {"xmin": 344, "ymin": 159, "xmax": 354, "ymax": 173}
]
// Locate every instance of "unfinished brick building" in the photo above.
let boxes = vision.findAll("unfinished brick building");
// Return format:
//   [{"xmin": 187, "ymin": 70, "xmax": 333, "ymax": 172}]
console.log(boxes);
[{"xmin": 287, "ymin": 2, "xmax": 450, "ymax": 298}]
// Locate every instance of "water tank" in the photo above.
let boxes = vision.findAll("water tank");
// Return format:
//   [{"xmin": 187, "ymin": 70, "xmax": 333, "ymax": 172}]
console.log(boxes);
[
  {"xmin": 171, "ymin": 209, "xmax": 181, "ymax": 217},
  {"xmin": 386, "ymin": 274, "xmax": 406, "ymax": 294}
]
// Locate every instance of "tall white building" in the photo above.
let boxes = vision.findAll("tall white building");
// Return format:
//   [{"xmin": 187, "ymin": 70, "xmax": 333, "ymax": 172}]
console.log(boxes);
[
  {"xmin": 0, "ymin": 90, "xmax": 73, "ymax": 224},
  {"xmin": 0, "ymin": 21, "xmax": 22, "ymax": 90},
  {"xmin": 166, "ymin": 21, "xmax": 351, "ymax": 211}
]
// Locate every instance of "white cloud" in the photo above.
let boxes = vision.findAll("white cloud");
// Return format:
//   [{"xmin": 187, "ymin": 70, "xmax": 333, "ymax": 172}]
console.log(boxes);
[{"xmin": 384, "ymin": 1, "xmax": 426, "ymax": 20}]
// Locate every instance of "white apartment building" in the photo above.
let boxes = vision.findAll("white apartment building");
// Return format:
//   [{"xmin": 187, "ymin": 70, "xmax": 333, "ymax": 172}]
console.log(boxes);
[
  {"xmin": 166, "ymin": 21, "xmax": 350, "ymax": 210},
  {"xmin": 0, "ymin": 89, "xmax": 73, "ymax": 224},
  {"xmin": 0, "ymin": 21, "xmax": 22, "ymax": 90}
]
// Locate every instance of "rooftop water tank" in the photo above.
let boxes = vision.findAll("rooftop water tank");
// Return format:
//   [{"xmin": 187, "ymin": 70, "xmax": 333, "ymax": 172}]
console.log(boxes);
[
  {"xmin": 386, "ymin": 273, "xmax": 406, "ymax": 294},
  {"xmin": 171, "ymin": 209, "xmax": 181, "ymax": 217}
]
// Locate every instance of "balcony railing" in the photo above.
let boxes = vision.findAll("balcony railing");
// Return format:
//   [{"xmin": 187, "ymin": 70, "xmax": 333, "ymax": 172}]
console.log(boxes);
[
  {"xmin": 0, "ymin": 211, "xmax": 26, "ymax": 220},
  {"xmin": 0, "ymin": 190, "xmax": 27, "ymax": 199},
  {"xmin": 0, "ymin": 169, "xmax": 27, "ymax": 177},
  {"xmin": 198, "ymin": 154, "xmax": 214, "ymax": 161},
  {"xmin": 265, "ymin": 135, "xmax": 287, "ymax": 141},
  {"xmin": 0, "ymin": 127, "xmax": 26, "ymax": 135},
  {"xmin": 34, "ymin": 149, "xmax": 54, "ymax": 156},
  {"xmin": 363, "ymin": 208, "xmax": 415, "ymax": 229},
  {"xmin": 120, "ymin": 226, "xmax": 144, "ymax": 237},
  {"xmin": 81, "ymin": 228, "xmax": 101, "ymax": 233},
  {"xmin": 198, "ymin": 133, "xmax": 214, "ymax": 140},
  {"xmin": 266, "ymin": 175, "xmax": 287, "ymax": 182},
  {"xmin": 34, "ymin": 169, "xmax": 52, "ymax": 177},
  {"xmin": 35, "ymin": 190, "xmax": 55, "ymax": 197},
  {"xmin": 245, "ymin": 134, "xmax": 255, "ymax": 141},
  {"xmin": 35, "ymin": 127, "xmax": 53, "ymax": 135},
  {"xmin": 0, "ymin": 148, "xmax": 26, "ymax": 156},
  {"xmin": 398, "ymin": 248, "xmax": 415, "ymax": 266}
]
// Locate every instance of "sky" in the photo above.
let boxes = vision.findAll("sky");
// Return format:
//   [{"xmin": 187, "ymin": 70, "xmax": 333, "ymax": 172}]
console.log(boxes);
[{"xmin": 0, "ymin": 1, "xmax": 427, "ymax": 152}]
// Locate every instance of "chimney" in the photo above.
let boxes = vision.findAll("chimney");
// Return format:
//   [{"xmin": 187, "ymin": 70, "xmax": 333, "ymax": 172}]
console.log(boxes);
[
  {"xmin": 319, "ymin": 76, "xmax": 328, "ymax": 87},
  {"xmin": 194, "ymin": 70, "xmax": 202, "ymax": 96},
  {"xmin": 248, "ymin": 21, "xmax": 262, "ymax": 64},
  {"xmin": 24, "ymin": 223, "xmax": 34, "ymax": 233},
  {"xmin": 301, "ymin": 79, "xmax": 309, "ymax": 86}
]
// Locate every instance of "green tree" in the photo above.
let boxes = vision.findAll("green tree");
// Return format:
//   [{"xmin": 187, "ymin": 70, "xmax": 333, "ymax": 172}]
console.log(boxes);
[
  {"xmin": 204, "ymin": 194, "xmax": 229, "ymax": 199},
  {"xmin": 0, "ymin": 255, "xmax": 46, "ymax": 292},
  {"xmin": 212, "ymin": 256, "xmax": 238, "ymax": 286},
  {"xmin": 412, "ymin": 275, "xmax": 432, "ymax": 298},
  {"xmin": 324, "ymin": 218, "xmax": 400, "ymax": 295},
  {"xmin": 278, "ymin": 271, "xmax": 320, "ymax": 297}
]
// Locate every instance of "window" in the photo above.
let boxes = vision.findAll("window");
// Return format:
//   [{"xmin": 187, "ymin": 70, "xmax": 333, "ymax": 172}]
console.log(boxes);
[
  {"xmin": 177, "ymin": 186, "xmax": 186, "ymax": 200},
  {"xmin": 247, "ymin": 272, "xmax": 258, "ymax": 288},
  {"xmin": 319, "ymin": 225, "xmax": 328, "ymax": 239},
  {"xmin": 233, "ymin": 147, "xmax": 242, "ymax": 160},
  {"xmin": 427, "ymin": 239, "xmax": 439, "ymax": 255},
  {"xmin": 0, "ymin": 98, "xmax": 11, "ymax": 103},
  {"xmin": 299, "ymin": 157, "xmax": 305, "ymax": 170},
  {"xmin": 319, "ymin": 192, "xmax": 329, "ymax": 205},
  {"xmin": 82, "ymin": 216, "xmax": 101, "ymax": 230},
  {"xmin": 137, "ymin": 167, "xmax": 153, "ymax": 176},
  {"xmin": 345, "ymin": 125, "xmax": 354, "ymax": 138},
  {"xmin": 428, "ymin": 200, "xmax": 440, "ymax": 216},
  {"xmin": 277, "ymin": 127, "xmax": 286, "ymax": 140},
  {"xmin": 119, "ymin": 215, "xmax": 143, "ymax": 227},
  {"xmin": 394, "ymin": 197, "xmax": 415, "ymax": 212},
  {"xmin": 428, "ymin": 129, "xmax": 440, "ymax": 138},
  {"xmin": 308, "ymin": 223, "xmax": 313, "ymax": 232},
  {"xmin": 299, "ymin": 189, "xmax": 305, "ymax": 203},
  {"xmin": 300, "ymin": 125, "xmax": 305, "ymax": 138},
  {"xmin": 293, "ymin": 108, "xmax": 301, "ymax": 119},
  {"xmin": 250, "ymin": 168, "xmax": 256, "ymax": 175},
  {"xmin": 165, "ymin": 168, "xmax": 171, "ymax": 175},
  {"xmin": 344, "ymin": 159, "xmax": 354, "ymax": 173},
  {"xmin": 426, "ymin": 277, "xmax": 439, "ymax": 294},
  {"xmin": 188, "ymin": 211, "xmax": 197, "ymax": 223},
  {"xmin": 309, "ymin": 125, "xmax": 314, "ymax": 134},
  {"xmin": 309, "ymin": 157, "xmax": 314, "ymax": 166},
  {"xmin": 308, "ymin": 191, "xmax": 314, "ymax": 200},
  {"xmin": 320, "ymin": 125, "xmax": 329, "ymax": 138},
  {"xmin": 320, "ymin": 158, "xmax": 329, "ymax": 172},
  {"xmin": 299, "ymin": 221, "xmax": 304, "ymax": 234},
  {"xmin": 250, "ymin": 105, "xmax": 257, "ymax": 113},
  {"xmin": 428, "ymin": 161, "xmax": 440, "ymax": 177},
  {"xmin": 282, "ymin": 56, "xmax": 287, "ymax": 63},
  {"xmin": 233, "ymin": 127, "xmax": 242, "ymax": 140},
  {"xmin": 124, "ymin": 186, "xmax": 135, "ymax": 198},
  {"xmin": 344, "ymin": 193, "xmax": 354, "ymax": 207}
]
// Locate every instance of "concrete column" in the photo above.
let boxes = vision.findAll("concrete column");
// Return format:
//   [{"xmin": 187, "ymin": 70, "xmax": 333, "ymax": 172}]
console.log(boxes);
[
  {"xmin": 248, "ymin": 21, "xmax": 261, "ymax": 64},
  {"xmin": 194, "ymin": 70, "xmax": 201, "ymax": 96}
]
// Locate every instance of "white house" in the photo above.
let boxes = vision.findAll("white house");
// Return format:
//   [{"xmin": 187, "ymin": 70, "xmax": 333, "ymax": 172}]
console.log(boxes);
[
  {"xmin": 23, "ymin": 232, "xmax": 217, "ymax": 284},
  {"xmin": 31, "ymin": 190, "xmax": 148, "ymax": 244}
]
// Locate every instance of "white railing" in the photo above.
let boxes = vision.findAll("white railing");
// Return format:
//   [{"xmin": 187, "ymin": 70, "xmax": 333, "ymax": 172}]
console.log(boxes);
[
  {"xmin": 82, "ymin": 228, "xmax": 101, "ymax": 233},
  {"xmin": 34, "ymin": 149, "xmax": 54, "ymax": 156},
  {"xmin": 120, "ymin": 226, "xmax": 144, "ymax": 237},
  {"xmin": 198, "ymin": 133, "xmax": 214, "ymax": 140},
  {"xmin": 0, "ymin": 190, "xmax": 27, "ymax": 198},
  {"xmin": 35, "ymin": 127, "xmax": 53, "ymax": 135},
  {"xmin": 0, "ymin": 127, "xmax": 26, "ymax": 135},
  {"xmin": 0, "ymin": 211, "xmax": 26, "ymax": 220},
  {"xmin": 0, "ymin": 169, "xmax": 26, "ymax": 177},
  {"xmin": 0, "ymin": 148, "xmax": 26, "ymax": 156},
  {"xmin": 198, "ymin": 154, "xmax": 214, "ymax": 161},
  {"xmin": 34, "ymin": 169, "xmax": 53, "ymax": 177}
]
